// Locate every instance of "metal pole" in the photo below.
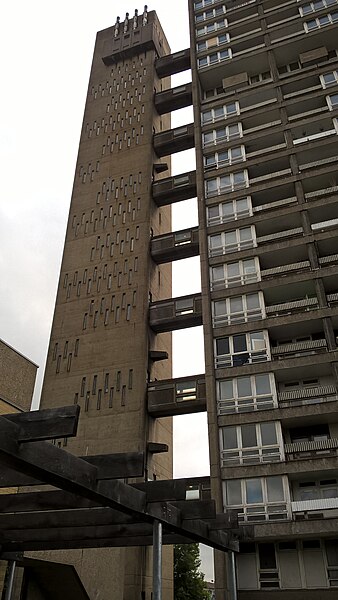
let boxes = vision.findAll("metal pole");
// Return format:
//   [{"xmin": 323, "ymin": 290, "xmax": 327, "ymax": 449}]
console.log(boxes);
[
  {"xmin": 4, "ymin": 560, "xmax": 16, "ymax": 600},
  {"xmin": 228, "ymin": 552, "xmax": 237, "ymax": 600},
  {"xmin": 153, "ymin": 519, "xmax": 162, "ymax": 600}
]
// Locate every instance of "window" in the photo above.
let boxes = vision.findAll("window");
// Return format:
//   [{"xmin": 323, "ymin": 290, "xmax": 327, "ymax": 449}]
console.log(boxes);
[
  {"xmin": 197, "ymin": 32, "xmax": 229, "ymax": 52},
  {"xmin": 217, "ymin": 373, "xmax": 277, "ymax": 414},
  {"xmin": 320, "ymin": 70, "xmax": 338, "ymax": 88},
  {"xmin": 327, "ymin": 93, "xmax": 338, "ymax": 109},
  {"xmin": 196, "ymin": 18, "xmax": 228, "ymax": 36},
  {"xmin": 278, "ymin": 61, "xmax": 301, "ymax": 76},
  {"xmin": 294, "ymin": 478, "xmax": 338, "ymax": 502},
  {"xmin": 221, "ymin": 422, "xmax": 282, "ymax": 466},
  {"xmin": 173, "ymin": 174, "xmax": 190, "ymax": 186},
  {"xmin": 325, "ymin": 540, "xmax": 338, "ymax": 587},
  {"xmin": 258, "ymin": 544, "xmax": 279, "ymax": 589},
  {"xmin": 304, "ymin": 12, "xmax": 338, "ymax": 31},
  {"xmin": 249, "ymin": 71, "xmax": 272, "ymax": 84},
  {"xmin": 202, "ymin": 123, "xmax": 243, "ymax": 146},
  {"xmin": 205, "ymin": 171, "xmax": 248, "ymax": 197},
  {"xmin": 212, "ymin": 292, "xmax": 264, "ymax": 326},
  {"xmin": 214, "ymin": 331, "xmax": 269, "ymax": 368},
  {"xmin": 201, "ymin": 102, "xmax": 239, "ymax": 124},
  {"xmin": 208, "ymin": 225, "xmax": 255, "ymax": 256},
  {"xmin": 207, "ymin": 197, "xmax": 251, "ymax": 225},
  {"xmin": 198, "ymin": 48, "xmax": 232, "ymax": 68},
  {"xmin": 210, "ymin": 257, "xmax": 259, "ymax": 290},
  {"xmin": 195, "ymin": 5, "xmax": 226, "ymax": 22},
  {"xmin": 194, "ymin": 0, "xmax": 213, "ymax": 7},
  {"xmin": 204, "ymin": 146, "xmax": 245, "ymax": 169},
  {"xmin": 223, "ymin": 476, "xmax": 288, "ymax": 522},
  {"xmin": 300, "ymin": 0, "xmax": 338, "ymax": 16}
]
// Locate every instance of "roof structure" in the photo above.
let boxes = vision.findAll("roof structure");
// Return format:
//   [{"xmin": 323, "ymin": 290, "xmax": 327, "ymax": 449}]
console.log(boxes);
[{"xmin": 0, "ymin": 406, "xmax": 241, "ymax": 555}]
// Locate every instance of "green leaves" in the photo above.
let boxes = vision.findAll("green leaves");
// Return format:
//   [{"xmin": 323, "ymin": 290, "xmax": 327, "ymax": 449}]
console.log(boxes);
[{"xmin": 174, "ymin": 544, "xmax": 211, "ymax": 600}]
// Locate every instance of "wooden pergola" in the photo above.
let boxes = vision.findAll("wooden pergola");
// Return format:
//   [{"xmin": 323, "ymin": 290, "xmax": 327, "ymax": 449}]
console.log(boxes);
[{"xmin": 0, "ymin": 406, "xmax": 240, "ymax": 600}]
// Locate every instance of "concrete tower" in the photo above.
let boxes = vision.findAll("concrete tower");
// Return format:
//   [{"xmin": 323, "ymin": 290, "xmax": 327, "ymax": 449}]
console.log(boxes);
[
  {"xmin": 188, "ymin": 0, "xmax": 338, "ymax": 597},
  {"xmin": 39, "ymin": 9, "xmax": 174, "ymax": 600}
]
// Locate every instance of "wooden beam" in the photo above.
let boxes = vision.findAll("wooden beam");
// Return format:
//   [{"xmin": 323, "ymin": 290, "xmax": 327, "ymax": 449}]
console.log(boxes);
[
  {"xmin": 0, "ymin": 533, "xmax": 207, "ymax": 552},
  {"xmin": 0, "ymin": 490, "xmax": 98, "ymax": 512},
  {"xmin": 0, "ymin": 522, "xmax": 237, "ymax": 553},
  {"xmin": 0, "ymin": 419, "xmax": 235, "ymax": 552},
  {"xmin": 84, "ymin": 452, "xmax": 144, "ymax": 479},
  {"xmin": 0, "ymin": 451, "xmax": 145, "ymax": 487},
  {"xmin": 0, "ymin": 481, "xmax": 212, "ymax": 513},
  {"xmin": 2, "ymin": 406, "xmax": 80, "ymax": 442},
  {"xmin": 171, "ymin": 500, "xmax": 216, "ymax": 520},
  {"xmin": 0, "ymin": 418, "xmax": 146, "ymax": 518},
  {"xmin": 134, "ymin": 478, "xmax": 188, "ymax": 501}
]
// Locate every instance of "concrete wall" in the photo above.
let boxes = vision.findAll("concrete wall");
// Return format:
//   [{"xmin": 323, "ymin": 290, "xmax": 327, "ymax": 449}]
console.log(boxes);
[{"xmin": 0, "ymin": 339, "xmax": 37, "ymax": 410}]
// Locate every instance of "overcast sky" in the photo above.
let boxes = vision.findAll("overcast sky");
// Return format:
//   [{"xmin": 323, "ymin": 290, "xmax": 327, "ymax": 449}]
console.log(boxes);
[{"xmin": 0, "ymin": 1, "xmax": 213, "ymax": 578}]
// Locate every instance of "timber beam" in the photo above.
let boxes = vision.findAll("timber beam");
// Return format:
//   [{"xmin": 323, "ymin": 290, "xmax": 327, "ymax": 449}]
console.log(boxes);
[
  {"xmin": 0, "ymin": 417, "xmax": 237, "ymax": 552},
  {"xmin": 1, "ymin": 406, "xmax": 80, "ymax": 442}
]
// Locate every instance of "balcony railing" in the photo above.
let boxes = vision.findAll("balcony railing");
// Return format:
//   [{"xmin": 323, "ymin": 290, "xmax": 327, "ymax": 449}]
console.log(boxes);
[
  {"xmin": 319, "ymin": 253, "xmax": 338, "ymax": 266},
  {"xmin": 292, "ymin": 497, "xmax": 338, "ymax": 513},
  {"xmin": 299, "ymin": 155, "xmax": 338, "ymax": 172},
  {"xmin": 278, "ymin": 385, "xmax": 338, "ymax": 408},
  {"xmin": 261, "ymin": 260, "xmax": 311, "ymax": 279},
  {"xmin": 285, "ymin": 438, "xmax": 338, "ymax": 459},
  {"xmin": 253, "ymin": 195, "xmax": 297, "ymax": 214},
  {"xmin": 271, "ymin": 338, "xmax": 327, "ymax": 359},
  {"xmin": 265, "ymin": 296, "xmax": 318, "ymax": 317},
  {"xmin": 215, "ymin": 349, "xmax": 268, "ymax": 369},
  {"xmin": 305, "ymin": 185, "xmax": 338, "ymax": 201},
  {"xmin": 257, "ymin": 227, "xmax": 302, "ymax": 245}
]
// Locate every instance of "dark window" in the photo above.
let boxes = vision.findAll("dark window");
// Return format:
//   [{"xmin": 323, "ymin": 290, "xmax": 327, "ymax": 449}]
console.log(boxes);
[{"xmin": 259, "ymin": 544, "xmax": 276, "ymax": 570}]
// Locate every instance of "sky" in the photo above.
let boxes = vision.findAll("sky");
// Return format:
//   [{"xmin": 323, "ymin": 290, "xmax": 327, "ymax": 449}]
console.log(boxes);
[{"xmin": 0, "ymin": 0, "xmax": 213, "ymax": 579}]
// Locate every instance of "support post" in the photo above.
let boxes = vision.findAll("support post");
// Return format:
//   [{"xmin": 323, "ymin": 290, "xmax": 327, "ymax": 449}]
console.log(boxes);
[
  {"xmin": 4, "ymin": 560, "xmax": 16, "ymax": 600},
  {"xmin": 228, "ymin": 551, "xmax": 237, "ymax": 600},
  {"xmin": 153, "ymin": 519, "xmax": 162, "ymax": 600}
]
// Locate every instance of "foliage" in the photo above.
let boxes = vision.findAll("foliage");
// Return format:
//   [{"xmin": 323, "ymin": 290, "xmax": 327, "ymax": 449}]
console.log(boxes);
[{"xmin": 174, "ymin": 543, "xmax": 211, "ymax": 600}]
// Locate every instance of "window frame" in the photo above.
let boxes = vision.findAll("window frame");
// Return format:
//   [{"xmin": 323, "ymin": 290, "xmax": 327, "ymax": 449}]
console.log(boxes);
[
  {"xmin": 210, "ymin": 257, "xmax": 260, "ymax": 290},
  {"xmin": 214, "ymin": 330, "xmax": 270, "ymax": 368},
  {"xmin": 208, "ymin": 224, "xmax": 256, "ymax": 256},
  {"xmin": 205, "ymin": 170, "xmax": 249, "ymax": 197},
  {"xmin": 204, "ymin": 145, "xmax": 246, "ymax": 169},
  {"xmin": 201, "ymin": 101, "xmax": 240, "ymax": 124},
  {"xmin": 217, "ymin": 372, "xmax": 277, "ymax": 415},
  {"xmin": 223, "ymin": 475, "xmax": 290, "ymax": 522},
  {"xmin": 220, "ymin": 421, "xmax": 284, "ymax": 466},
  {"xmin": 212, "ymin": 291, "xmax": 265, "ymax": 327}
]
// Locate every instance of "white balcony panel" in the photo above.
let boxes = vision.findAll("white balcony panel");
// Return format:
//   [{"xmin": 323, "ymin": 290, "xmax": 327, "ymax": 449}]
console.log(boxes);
[{"xmin": 292, "ymin": 497, "xmax": 338, "ymax": 512}]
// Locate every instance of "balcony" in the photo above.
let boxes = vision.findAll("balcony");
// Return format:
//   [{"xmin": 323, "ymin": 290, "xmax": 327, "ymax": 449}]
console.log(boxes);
[
  {"xmin": 261, "ymin": 260, "xmax": 311, "ymax": 279},
  {"xmin": 265, "ymin": 296, "xmax": 319, "ymax": 317},
  {"xmin": 271, "ymin": 338, "xmax": 327, "ymax": 359},
  {"xmin": 278, "ymin": 385, "xmax": 338, "ymax": 408},
  {"xmin": 153, "ymin": 123, "xmax": 195, "ymax": 157},
  {"xmin": 147, "ymin": 374, "xmax": 206, "ymax": 417},
  {"xmin": 149, "ymin": 293, "xmax": 202, "ymax": 333},
  {"xmin": 285, "ymin": 437, "xmax": 338, "ymax": 460},
  {"xmin": 151, "ymin": 227, "xmax": 199, "ymax": 264},
  {"xmin": 257, "ymin": 227, "xmax": 303, "ymax": 246},
  {"xmin": 155, "ymin": 49, "xmax": 191, "ymax": 78},
  {"xmin": 292, "ymin": 497, "xmax": 338, "ymax": 519},
  {"xmin": 154, "ymin": 83, "xmax": 192, "ymax": 115},
  {"xmin": 152, "ymin": 171, "xmax": 197, "ymax": 207}
]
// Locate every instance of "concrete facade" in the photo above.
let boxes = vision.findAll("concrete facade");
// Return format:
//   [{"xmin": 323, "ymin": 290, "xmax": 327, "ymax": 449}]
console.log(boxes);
[
  {"xmin": 0, "ymin": 338, "xmax": 37, "ymax": 411},
  {"xmin": 187, "ymin": 0, "xmax": 338, "ymax": 597},
  {"xmin": 35, "ymin": 9, "xmax": 174, "ymax": 600}
]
